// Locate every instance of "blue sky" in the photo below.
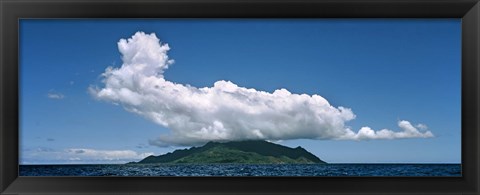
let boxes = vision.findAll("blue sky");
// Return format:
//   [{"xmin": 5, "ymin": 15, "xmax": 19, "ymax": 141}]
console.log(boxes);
[{"xmin": 20, "ymin": 19, "xmax": 460, "ymax": 164}]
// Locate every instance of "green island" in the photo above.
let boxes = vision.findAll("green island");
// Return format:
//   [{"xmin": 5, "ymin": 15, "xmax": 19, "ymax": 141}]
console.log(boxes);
[{"xmin": 130, "ymin": 140, "xmax": 326, "ymax": 164}]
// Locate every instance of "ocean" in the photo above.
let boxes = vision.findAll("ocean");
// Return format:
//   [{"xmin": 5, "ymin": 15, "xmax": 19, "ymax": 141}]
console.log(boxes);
[{"xmin": 19, "ymin": 164, "xmax": 461, "ymax": 176}]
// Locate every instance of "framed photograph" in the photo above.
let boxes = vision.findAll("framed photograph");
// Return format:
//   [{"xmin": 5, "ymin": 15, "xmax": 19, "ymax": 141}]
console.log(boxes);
[{"xmin": 1, "ymin": 0, "xmax": 479, "ymax": 194}]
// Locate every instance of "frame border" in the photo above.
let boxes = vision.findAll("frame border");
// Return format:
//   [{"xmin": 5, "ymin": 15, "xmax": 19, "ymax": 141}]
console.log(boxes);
[{"xmin": 1, "ymin": 0, "xmax": 479, "ymax": 194}]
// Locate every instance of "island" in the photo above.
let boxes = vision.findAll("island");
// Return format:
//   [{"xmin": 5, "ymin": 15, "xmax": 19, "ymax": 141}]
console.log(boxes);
[{"xmin": 130, "ymin": 140, "xmax": 326, "ymax": 164}]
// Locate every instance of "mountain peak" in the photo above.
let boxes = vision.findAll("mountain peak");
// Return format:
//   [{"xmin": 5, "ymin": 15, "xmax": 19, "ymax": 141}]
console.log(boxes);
[{"xmin": 134, "ymin": 140, "xmax": 326, "ymax": 164}]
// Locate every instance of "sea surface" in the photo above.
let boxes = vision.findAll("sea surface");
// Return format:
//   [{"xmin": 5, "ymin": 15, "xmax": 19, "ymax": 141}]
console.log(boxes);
[{"xmin": 20, "ymin": 164, "xmax": 461, "ymax": 176}]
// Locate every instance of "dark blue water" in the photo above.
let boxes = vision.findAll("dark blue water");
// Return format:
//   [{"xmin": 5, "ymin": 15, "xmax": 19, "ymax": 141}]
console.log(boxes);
[{"xmin": 19, "ymin": 164, "xmax": 461, "ymax": 177}]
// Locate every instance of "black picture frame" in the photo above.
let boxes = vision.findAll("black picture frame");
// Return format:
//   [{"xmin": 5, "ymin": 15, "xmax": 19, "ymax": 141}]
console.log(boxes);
[{"xmin": 1, "ymin": 0, "xmax": 479, "ymax": 194}]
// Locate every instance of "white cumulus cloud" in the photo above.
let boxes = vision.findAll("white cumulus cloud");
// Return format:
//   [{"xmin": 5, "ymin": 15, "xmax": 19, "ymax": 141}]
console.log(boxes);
[
  {"xmin": 340, "ymin": 120, "xmax": 434, "ymax": 140},
  {"xmin": 90, "ymin": 31, "xmax": 434, "ymax": 147}
]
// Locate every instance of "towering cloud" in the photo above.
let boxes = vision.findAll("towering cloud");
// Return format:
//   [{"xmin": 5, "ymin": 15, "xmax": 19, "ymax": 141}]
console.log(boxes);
[{"xmin": 90, "ymin": 32, "xmax": 433, "ymax": 147}]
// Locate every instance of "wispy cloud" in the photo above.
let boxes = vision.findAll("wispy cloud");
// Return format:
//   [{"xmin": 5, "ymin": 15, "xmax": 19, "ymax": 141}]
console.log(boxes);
[
  {"xmin": 65, "ymin": 148, "xmax": 153, "ymax": 161},
  {"xmin": 89, "ymin": 32, "xmax": 434, "ymax": 147},
  {"xmin": 47, "ymin": 92, "xmax": 65, "ymax": 99},
  {"xmin": 21, "ymin": 147, "xmax": 154, "ymax": 164}
]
